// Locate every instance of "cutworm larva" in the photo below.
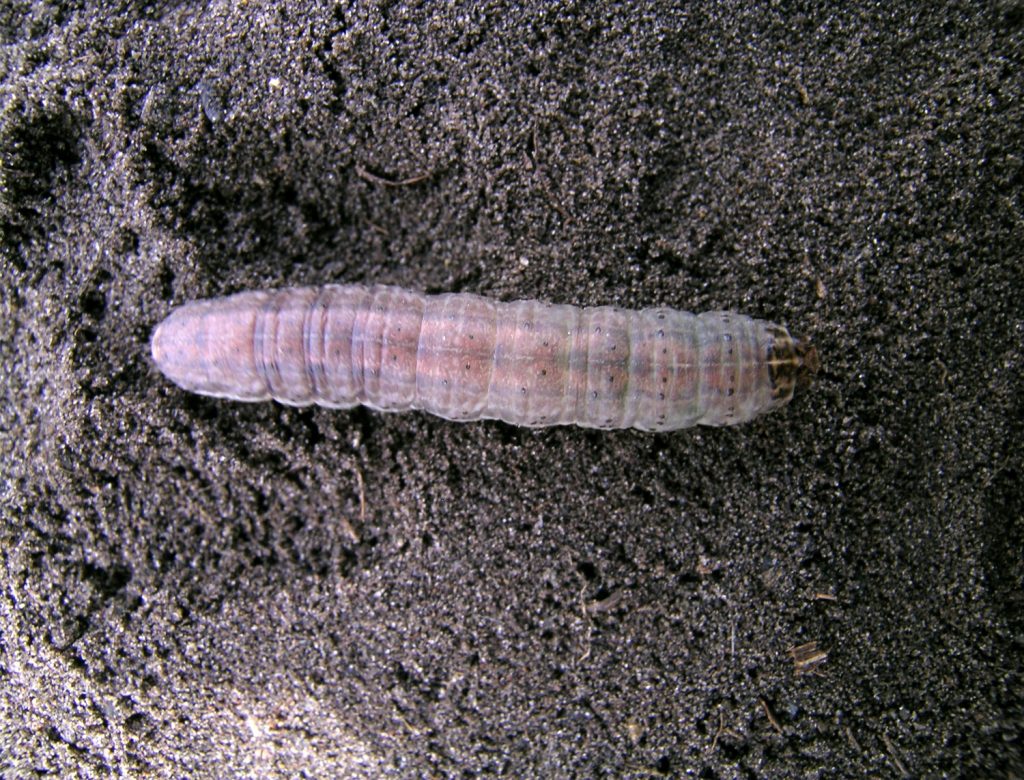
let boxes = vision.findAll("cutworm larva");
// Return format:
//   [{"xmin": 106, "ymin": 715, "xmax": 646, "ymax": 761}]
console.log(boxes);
[{"xmin": 151, "ymin": 284, "xmax": 818, "ymax": 430}]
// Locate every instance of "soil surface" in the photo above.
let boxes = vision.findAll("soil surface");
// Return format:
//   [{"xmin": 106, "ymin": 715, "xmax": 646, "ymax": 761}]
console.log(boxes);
[{"xmin": 1, "ymin": 2, "xmax": 1021, "ymax": 777}]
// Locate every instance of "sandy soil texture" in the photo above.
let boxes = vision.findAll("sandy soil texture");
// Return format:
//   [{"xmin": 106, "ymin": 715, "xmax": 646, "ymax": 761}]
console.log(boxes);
[{"xmin": 1, "ymin": 1, "xmax": 1021, "ymax": 776}]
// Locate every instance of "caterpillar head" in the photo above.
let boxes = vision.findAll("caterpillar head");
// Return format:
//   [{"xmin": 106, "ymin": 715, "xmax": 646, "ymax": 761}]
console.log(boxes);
[{"xmin": 766, "ymin": 328, "xmax": 820, "ymax": 402}]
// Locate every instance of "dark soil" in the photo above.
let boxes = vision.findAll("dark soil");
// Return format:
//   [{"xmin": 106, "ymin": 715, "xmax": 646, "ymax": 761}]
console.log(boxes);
[{"xmin": 1, "ymin": 1, "xmax": 1021, "ymax": 776}]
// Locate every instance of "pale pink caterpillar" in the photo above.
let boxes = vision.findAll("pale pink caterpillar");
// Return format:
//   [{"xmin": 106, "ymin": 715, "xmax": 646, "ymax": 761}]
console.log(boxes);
[{"xmin": 151, "ymin": 284, "xmax": 817, "ymax": 431}]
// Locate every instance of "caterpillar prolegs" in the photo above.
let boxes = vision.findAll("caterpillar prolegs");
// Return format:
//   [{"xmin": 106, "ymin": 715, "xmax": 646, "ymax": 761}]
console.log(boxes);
[{"xmin": 151, "ymin": 284, "xmax": 818, "ymax": 431}]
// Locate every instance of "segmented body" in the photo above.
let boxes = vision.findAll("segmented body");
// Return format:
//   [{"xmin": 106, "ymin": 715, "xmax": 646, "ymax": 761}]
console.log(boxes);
[{"xmin": 151, "ymin": 284, "xmax": 816, "ymax": 430}]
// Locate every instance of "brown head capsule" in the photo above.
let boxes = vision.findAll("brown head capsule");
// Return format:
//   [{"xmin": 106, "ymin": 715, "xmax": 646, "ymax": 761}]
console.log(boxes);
[
  {"xmin": 151, "ymin": 284, "xmax": 817, "ymax": 431},
  {"xmin": 764, "ymin": 326, "xmax": 820, "ymax": 402}
]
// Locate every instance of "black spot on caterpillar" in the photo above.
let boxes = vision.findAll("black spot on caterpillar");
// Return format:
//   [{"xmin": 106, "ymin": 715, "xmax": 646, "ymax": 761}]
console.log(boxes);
[{"xmin": 151, "ymin": 284, "xmax": 818, "ymax": 431}]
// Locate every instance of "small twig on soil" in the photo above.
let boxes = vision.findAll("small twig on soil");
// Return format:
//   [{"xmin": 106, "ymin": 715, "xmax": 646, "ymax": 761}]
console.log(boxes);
[
  {"xmin": 355, "ymin": 164, "xmax": 431, "ymax": 188},
  {"xmin": 708, "ymin": 711, "xmax": 742, "ymax": 753},
  {"xmin": 760, "ymin": 697, "xmax": 783, "ymax": 735},
  {"xmin": 788, "ymin": 641, "xmax": 828, "ymax": 675},
  {"xmin": 882, "ymin": 732, "xmax": 910, "ymax": 777},
  {"xmin": 584, "ymin": 589, "xmax": 626, "ymax": 615}
]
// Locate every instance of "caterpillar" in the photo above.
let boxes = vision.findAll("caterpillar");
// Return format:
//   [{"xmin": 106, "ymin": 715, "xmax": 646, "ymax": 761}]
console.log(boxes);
[{"xmin": 151, "ymin": 284, "xmax": 818, "ymax": 431}]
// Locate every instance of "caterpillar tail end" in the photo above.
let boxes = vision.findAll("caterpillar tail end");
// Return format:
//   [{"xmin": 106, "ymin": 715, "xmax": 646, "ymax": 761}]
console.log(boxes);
[{"xmin": 151, "ymin": 295, "xmax": 271, "ymax": 402}]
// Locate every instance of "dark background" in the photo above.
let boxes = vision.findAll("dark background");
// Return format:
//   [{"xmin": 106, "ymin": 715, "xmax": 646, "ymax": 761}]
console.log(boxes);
[{"xmin": 1, "ymin": 1, "xmax": 1021, "ymax": 776}]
